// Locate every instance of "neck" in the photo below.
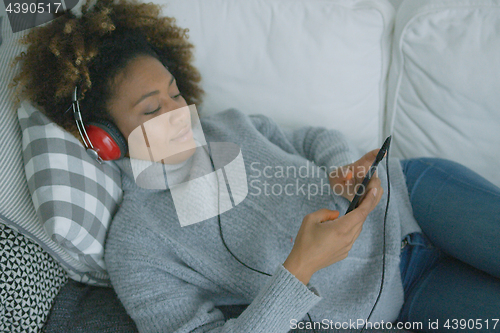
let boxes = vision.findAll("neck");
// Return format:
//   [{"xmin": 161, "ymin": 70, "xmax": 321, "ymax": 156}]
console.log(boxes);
[{"xmin": 114, "ymin": 144, "xmax": 214, "ymax": 190}]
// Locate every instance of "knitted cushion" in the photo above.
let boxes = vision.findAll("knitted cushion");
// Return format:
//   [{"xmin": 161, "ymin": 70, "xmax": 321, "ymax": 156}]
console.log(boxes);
[
  {"xmin": 0, "ymin": 12, "xmax": 67, "ymax": 333},
  {"xmin": 0, "ymin": 222, "xmax": 67, "ymax": 333},
  {"xmin": 0, "ymin": 15, "xmax": 120, "ymax": 286}
]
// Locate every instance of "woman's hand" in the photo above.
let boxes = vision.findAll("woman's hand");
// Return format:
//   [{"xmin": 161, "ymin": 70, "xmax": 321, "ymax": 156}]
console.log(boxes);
[
  {"xmin": 328, "ymin": 149, "xmax": 380, "ymax": 202},
  {"xmin": 283, "ymin": 175, "xmax": 383, "ymax": 285}
]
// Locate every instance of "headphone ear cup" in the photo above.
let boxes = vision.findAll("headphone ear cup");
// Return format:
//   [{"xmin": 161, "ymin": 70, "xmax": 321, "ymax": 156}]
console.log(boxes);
[{"xmin": 86, "ymin": 120, "xmax": 128, "ymax": 161}]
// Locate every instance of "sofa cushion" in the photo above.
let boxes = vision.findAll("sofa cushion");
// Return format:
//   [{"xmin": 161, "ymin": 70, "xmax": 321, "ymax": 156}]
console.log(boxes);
[
  {"xmin": 112, "ymin": 0, "xmax": 396, "ymax": 153},
  {"xmin": 0, "ymin": 13, "xmax": 67, "ymax": 333},
  {"xmin": 0, "ymin": 10, "xmax": 115, "ymax": 286},
  {"xmin": 43, "ymin": 279, "xmax": 138, "ymax": 333},
  {"xmin": 0, "ymin": 223, "xmax": 68, "ymax": 333},
  {"xmin": 43, "ymin": 288, "xmax": 412, "ymax": 333},
  {"xmin": 385, "ymin": 0, "xmax": 500, "ymax": 187}
]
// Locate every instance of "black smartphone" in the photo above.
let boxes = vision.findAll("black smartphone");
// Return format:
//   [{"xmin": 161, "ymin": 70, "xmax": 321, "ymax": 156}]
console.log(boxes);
[{"xmin": 345, "ymin": 136, "xmax": 391, "ymax": 214}]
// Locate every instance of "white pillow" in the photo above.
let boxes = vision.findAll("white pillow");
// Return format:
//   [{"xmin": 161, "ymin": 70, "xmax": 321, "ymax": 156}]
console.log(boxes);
[
  {"xmin": 386, "ymin": 0, "xmax": 500, "ymax": 187},
  {"xmin": 152, "ymin": 0, "xmax": 395, "ymax": 154}
]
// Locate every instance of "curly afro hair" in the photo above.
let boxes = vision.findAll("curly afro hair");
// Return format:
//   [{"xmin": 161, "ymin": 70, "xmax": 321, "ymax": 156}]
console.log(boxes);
[{"xmin": 12, "ymin": 0, "xmax": 203, "ymax": 134}]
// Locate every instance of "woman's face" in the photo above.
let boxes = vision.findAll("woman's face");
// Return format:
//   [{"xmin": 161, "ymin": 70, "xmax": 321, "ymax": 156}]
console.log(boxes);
[{"xmin": 107, "ymin": 55, "xmax": 195, "ymax": 164}]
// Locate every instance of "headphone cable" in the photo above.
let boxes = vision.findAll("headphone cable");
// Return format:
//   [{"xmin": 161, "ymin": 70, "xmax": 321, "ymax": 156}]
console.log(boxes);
[
  {"xmin": 207, "ymin": 143, "xmax": 318, "ymax": 333},
  {"xmin": 208, "ymin": 143, "xmax": 391, "ymax": 333},
  {"xmin": 359, "ymin": 147, "xmax": 391, "ymax": 333}
]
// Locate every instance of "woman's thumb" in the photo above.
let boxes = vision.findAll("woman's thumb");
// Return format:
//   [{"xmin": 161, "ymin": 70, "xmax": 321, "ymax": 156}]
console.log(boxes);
[
  {"xmin": 357, "ymin": 188, "xmax": 378, "ymax": 216},
  {"xmin": 330, "ymin": 167, "xmax": 352, "ymax": 182},
  {"xmin": 319, "ymin": 209, "xmax": 340, "ymax": 222}
]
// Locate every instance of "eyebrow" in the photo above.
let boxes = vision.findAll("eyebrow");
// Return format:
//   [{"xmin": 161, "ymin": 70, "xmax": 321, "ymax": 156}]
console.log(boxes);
[{"xmin": 133, "ymin": 75, "xmax": 175, "ymax": 107}]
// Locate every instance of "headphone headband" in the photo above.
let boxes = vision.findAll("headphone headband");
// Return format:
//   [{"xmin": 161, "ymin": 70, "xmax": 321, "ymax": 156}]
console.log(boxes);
[{"xmin": 72, "ymin": 86, "xmax": 103, "ymax": 163}]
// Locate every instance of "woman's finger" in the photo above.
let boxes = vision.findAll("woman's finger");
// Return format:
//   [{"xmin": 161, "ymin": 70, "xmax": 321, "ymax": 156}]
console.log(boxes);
[
  {"xmin": 359, "ymin": 149, "xmax": 379, "ymax": 167},
  {"xmin": 354, "ymin": 187, "xmax": 382, "ymax": 220}
]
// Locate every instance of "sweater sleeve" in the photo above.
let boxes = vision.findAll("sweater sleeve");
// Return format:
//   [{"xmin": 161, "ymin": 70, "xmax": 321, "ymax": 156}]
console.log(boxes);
[
  {"xmin": 105, "ymin": 223, "xmax": 322, "ymax": 333},
  {"xmin": 249, "ymin": 113, "xmax": 359, "ymax": 176}
]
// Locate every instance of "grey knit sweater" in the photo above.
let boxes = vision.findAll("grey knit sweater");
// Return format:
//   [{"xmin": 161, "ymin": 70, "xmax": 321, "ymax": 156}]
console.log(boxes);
[{"xmin": 105, "ymin": 109, "xmax": 421, "ymax": 333}]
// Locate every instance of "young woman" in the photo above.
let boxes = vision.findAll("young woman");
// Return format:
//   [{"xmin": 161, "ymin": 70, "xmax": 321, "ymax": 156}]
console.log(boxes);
[{"xmin": 14, "ymin": 0, "xmax": 500, "ymax": 332}]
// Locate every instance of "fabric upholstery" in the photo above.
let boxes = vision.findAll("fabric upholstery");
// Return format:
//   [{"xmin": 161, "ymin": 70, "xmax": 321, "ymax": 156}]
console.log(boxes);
[
  {"xmin": 19, "ymin": 101, "xmax": 122, "ymax": 284},
  {"xmin": 385, "ymin": 0, "xmax": 500, "ymax": 187},
  {"xmin": 0, "ymin": 11, "xmax": 115, "ymax": 286},
  {"xmin": 0, "ymin": 223, "xmax": 67, "ymax": 333}
]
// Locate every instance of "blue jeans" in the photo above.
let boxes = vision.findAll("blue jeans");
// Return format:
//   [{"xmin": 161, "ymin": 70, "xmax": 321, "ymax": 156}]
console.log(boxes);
[{"xmin": 397, "ymin": 158, "xmax": 500, "ymax": 332}]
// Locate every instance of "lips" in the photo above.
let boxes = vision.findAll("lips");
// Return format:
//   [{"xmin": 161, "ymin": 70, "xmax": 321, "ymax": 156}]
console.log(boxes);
[{"xmin": 170, "ymin": 125, "xmax": 192, "ymax": 142}]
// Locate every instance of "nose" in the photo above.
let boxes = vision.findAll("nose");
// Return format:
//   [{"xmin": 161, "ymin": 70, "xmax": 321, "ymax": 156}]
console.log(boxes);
[
  {"xmin": 168, "ymin": 105, "xmax": 187, "ymax": 125},
  {"xmin": 161, "ymin": 96, "xmax": 188, "ymax": 125}
]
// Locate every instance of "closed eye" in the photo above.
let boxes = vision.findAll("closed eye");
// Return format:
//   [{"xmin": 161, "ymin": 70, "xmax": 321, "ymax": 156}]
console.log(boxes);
[
  {"xmin": 144, "ymin": 106, "xmax": 161, "ymax": 116},
  {"xmin": 143, "ymin": 93, "xmax": 183, "ymax": 116}
]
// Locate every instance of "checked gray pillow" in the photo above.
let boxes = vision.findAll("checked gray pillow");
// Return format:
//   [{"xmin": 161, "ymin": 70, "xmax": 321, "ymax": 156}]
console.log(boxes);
[{"xmin": 18, "ymin": 101, "xmax": 123, "ymax": 284}]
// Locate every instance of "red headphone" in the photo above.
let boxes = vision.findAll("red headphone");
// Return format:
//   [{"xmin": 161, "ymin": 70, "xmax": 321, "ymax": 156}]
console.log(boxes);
[{"xmin": 72, "ymin": 86, "xmax": 128, "ymax": 162}]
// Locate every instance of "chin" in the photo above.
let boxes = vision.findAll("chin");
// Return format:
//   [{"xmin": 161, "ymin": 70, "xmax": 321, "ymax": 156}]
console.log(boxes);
[{"xmin": 162, "ymin": 138, "xmax": 197, "ymax": 164}]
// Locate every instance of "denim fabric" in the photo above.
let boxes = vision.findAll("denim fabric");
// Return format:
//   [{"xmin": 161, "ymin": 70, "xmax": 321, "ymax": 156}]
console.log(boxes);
[
  {"xmin": 398, "ymin": 232, "xmax": 444, "ymax": 308},
  {"xmin": 396, "ymin": 158, "xmax": 500, "ymax": 332}
]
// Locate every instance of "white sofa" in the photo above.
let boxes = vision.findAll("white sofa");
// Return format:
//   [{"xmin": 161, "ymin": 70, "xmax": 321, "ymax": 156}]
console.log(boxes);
[
  {"xmin": 153, "ymin": 0, "xmax": 500, "ymax": 187},
  {"xmin": 1, "ymin": 0, "xmax": 499, "ymax": 331}
]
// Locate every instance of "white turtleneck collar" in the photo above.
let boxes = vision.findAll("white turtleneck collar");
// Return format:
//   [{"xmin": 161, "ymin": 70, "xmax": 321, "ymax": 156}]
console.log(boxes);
[{"xmin": 114, "ymin": 144, "xmax": 215, "ymax": 191}]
